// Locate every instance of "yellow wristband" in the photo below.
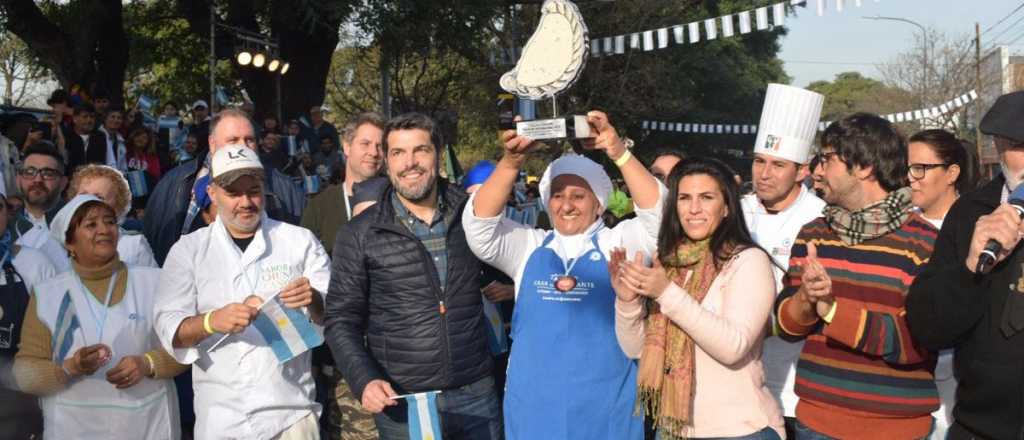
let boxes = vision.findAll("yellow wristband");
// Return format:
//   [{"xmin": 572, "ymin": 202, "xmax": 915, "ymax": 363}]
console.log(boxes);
[
  {"xmin": 822, "ymin": 301, "xmax": 838, "ymax": 324},
  {"xmin": 614, "ymin": 149, "xmax": 632, "ymax": 167},
  {"xmin": 143, "ymin": 353, "xmax": 156, "ymax": 377},
  {"xmin": 203, "ymin": 311, "xmax": 216, "ymax": 335}
]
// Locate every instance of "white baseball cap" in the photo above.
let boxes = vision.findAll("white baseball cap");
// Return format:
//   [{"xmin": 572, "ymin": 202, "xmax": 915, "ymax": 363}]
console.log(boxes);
[
  {"xmin": 211, "ymin": 145, "xmax": 264, "ymax": 186},
  {"xmin": 192, "ymin": 99, "xmax": 209, "ymax": 109}
]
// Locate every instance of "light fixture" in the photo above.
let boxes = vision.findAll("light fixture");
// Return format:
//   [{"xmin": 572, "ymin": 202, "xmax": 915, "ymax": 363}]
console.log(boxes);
[
  {"xmin": 252, "ymin": 53, "xmax": 266, "ymax": 68},
  {"xmin": 268, "ymin": 59, "xmax": 280, "ymax": 72},
  {"xmin": 236, "ymin": 50, "xmax": 252, "ymax": 66},
  {"xmin": 280, "ymin": 62, "xmax": 290, "ymax": 75}
]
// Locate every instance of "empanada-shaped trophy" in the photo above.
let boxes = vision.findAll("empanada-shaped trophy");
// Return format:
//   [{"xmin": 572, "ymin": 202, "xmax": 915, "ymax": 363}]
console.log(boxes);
[{"xmin": 500, "ymin": 0, "xmax": 589, "ymax": 100}]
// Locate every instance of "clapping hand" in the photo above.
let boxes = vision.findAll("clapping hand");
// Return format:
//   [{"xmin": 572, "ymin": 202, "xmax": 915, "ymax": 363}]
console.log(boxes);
[{"xmin": 801, "ymin": 243, "xmax": 834, "ymax": 317}]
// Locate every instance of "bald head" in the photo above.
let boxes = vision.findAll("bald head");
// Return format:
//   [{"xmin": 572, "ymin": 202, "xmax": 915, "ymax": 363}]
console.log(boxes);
[{"xmin": 209, "ymin": 109, "xmax": 257, "ymax": 153}]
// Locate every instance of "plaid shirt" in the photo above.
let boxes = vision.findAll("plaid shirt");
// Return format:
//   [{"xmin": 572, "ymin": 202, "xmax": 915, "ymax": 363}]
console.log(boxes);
[{"xmin": 391, "ymin": 194, "xmax": 449, "ymax": 290}]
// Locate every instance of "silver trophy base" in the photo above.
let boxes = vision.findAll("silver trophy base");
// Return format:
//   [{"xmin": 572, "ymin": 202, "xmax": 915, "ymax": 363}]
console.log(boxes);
[{"xmin": 516, "ymin": 115, "xmax": 591, "ymax": 140}]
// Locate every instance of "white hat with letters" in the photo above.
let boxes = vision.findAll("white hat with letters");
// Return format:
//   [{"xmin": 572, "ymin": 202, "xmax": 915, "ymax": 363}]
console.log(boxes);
[
  {"xmin": 211, "ymin": 145, "xmax": 264, "ymax": 186},
  {"xmin": 753, "ymin": 84, "xmax": 825, "ymax": 165}
]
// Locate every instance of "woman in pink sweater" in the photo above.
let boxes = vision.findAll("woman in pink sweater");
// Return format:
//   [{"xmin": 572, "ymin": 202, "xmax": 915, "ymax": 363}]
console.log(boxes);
[{"xmin": 612, "ymin": 157, "xmax": 785, "ymax": 440}]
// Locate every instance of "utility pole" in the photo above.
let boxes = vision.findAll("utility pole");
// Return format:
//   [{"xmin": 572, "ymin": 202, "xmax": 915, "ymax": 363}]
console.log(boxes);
[
  {"xmin": 975, "ymin": 22, "xmax": 984, "ymax": 169},
  {"xmin": 209, "ymin": 2, "xmax": 216, "ymax": 113}
]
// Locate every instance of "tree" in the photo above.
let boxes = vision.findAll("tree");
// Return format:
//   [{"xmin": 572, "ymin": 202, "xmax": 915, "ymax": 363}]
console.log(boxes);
[
  {"xmin": 878, "ymin": 27, "xmax": 989, "ymax": 132},
  {"xmin": 123, "ymin": 1, "xmax": 237, "ymax": 111},
  {"xmin": 807, "ymin": 71, "xmax": 914, "ymax": 122},
  {"xmin": 0, "ymin": 0, "xmax": 128, "ymax": 107},
  {"xmin": 176, "ymin": 0, "xmax": 356, "ymax": 120},
  {"xmin": 0, "ymin": 31, "xmax": 49, "ymax": 106}
]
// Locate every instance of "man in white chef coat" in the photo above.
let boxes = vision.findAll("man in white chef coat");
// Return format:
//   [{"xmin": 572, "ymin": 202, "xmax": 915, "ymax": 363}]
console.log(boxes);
[
  {"xmin": 154, "ymin": 144, "xmax": 331, "ymax": 440},
  {"xmin": 739, "ymin": 84, "xmax": 827, "ymax": 437}
]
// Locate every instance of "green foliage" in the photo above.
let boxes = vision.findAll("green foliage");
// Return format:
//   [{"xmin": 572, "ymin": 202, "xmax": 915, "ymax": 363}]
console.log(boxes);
[
  {"xmin": 807, "ymin": 71, "xmax": 914, "ymax": 122},
  {"xmin": 122, "ymin": 1, "xmax": 238, "ymax": 111}
]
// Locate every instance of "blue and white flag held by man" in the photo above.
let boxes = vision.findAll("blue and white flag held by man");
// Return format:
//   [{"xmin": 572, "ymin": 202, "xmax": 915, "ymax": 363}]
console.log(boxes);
[
  {"xmin": 51, "ymin": 291, "xmax": 80, "ymax": 362},
  {"xmin": 251, "ymin": 291, "xmax": 323, "ymax": 363},
  {"xmin": 402, "ymin": 391, "xmax": 443, "ymax": 440}
]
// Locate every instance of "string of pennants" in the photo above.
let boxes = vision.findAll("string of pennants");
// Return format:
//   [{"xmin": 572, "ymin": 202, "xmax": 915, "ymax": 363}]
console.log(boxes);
[
  {"xmin": 642, "ymin": 90, "xmax": 979, "ymax": 135},
  {"xmin": 492, "ymin": 0, "xmax": 879, "ymax": 65}
]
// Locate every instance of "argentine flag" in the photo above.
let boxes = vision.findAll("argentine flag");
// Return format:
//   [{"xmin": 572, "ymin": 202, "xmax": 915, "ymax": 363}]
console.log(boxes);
[
  {"xmin": 251, "ymin": 293, "xmax": 323, "ymax": 363},
  {"xmin": 481, "ymin": 296, "xmax": 507, "ymax": 355},
  {"xmin": 137, "ymin": 94, "xmax": 155, "ymax": 112},
  {"xmin": 404, "ymin": 391, "xmax": 443, "ymax": 440},
  {"xmin": 51, "ymin": 291, "xmax": 81, "ymax": 362}
]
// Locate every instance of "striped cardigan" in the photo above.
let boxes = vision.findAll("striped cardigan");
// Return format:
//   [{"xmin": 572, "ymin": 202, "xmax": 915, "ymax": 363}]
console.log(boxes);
[{"xmin": 776, "ymin": 213, "xmax": 938, "ymax": 440}]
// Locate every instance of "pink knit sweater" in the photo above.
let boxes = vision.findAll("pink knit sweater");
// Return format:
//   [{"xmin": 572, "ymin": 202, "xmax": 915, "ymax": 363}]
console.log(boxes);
[{"xmin": 616, "ymin": 247, "xmax": 786, "ymax": 439}]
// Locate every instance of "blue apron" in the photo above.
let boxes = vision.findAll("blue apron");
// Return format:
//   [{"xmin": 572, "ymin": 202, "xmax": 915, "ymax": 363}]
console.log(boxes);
[{"xmin": 504, "ymin": 232, "xmax": 643, "ymax": 440}]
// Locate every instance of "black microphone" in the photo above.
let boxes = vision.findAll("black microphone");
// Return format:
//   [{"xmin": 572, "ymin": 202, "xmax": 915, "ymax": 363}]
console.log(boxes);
[{"xmin": 977, "ymin": 184, "xmax": 1024, "ymax": 273}]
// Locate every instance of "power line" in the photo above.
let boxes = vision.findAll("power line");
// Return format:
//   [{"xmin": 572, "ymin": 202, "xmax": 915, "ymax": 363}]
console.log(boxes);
[
  {"xmin": 988, "ymin": 12, "xmax": 1024, "ymax": 43},
  {"xmin": 982, "ymin": 1, "xmax": 1024, "ymax": 36}
]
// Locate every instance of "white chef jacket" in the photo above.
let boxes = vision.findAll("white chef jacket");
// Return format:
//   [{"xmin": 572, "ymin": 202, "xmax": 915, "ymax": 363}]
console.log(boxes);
[
  {"xmin": 153, "ymin": 216, "xmax": 330, "ymax": 440},
  {"xmin": 740, "ymin": 186, "xmax": 825, "ymax": 417},
  {"xmin": 11, "ymin": 245, "xmax": 57, "ymax": 291}
]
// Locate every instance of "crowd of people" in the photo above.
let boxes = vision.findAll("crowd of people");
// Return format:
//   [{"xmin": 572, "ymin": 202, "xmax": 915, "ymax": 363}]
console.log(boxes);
[{"xmin": 0, "ymin": 82, "xmax": 1021, "ymax": 440}]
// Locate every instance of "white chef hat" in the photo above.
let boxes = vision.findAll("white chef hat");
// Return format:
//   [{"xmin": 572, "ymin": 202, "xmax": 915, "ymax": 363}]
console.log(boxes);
[
  {"xmin": 50, "ymin": 194, "xmax": 105, "ymax": 246},
  {"xmin": 753, "ymin": 84, "xmax": 825, "ymax": 164},
  {"xmin": 539, "ymin": 154, "xmax": 613, "ymax": 213}
]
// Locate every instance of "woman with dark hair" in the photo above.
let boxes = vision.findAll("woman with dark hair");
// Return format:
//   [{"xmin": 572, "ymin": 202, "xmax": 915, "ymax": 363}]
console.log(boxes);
[
  {"xmin": 126, "ymin": 127, "xmax": 163, "ymax": 181},
  {"xmin": 612, "ymin": 157, "xmax": 784, "ymax": 440},
  {"xmin": 13, "ymin": 195, "xmax": 186, "ymax": 439},
  {"xmin": 906, "ymin": 129, "xmax": 980, "ymax": 440},
  {"xmin": 908, "ymin": 129, "xmax": 980, "ymax": 229}
]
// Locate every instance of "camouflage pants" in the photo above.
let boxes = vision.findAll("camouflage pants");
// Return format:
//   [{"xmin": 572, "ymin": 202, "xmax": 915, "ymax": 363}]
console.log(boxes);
[{"xmin": 324, "ymin": 370, "xmax": 379, "ymax": 440}]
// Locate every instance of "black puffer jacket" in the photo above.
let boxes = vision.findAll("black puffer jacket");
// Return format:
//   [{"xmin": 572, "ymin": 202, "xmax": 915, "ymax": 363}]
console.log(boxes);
[{"xmin": 325, "ymin": 181, "xmax": 492, "ymax": 400}]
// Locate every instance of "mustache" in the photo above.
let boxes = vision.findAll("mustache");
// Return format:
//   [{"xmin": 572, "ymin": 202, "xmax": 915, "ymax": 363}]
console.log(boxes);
[{"xmin": 399, "ymin": 166, "xmax": 428, "ymax": 178}]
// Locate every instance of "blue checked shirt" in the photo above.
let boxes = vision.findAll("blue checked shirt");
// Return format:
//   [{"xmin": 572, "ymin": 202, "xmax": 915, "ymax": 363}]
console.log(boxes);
[{"xmin": 391, "ymin": 195, "xmax": 449, "ymax": 290}]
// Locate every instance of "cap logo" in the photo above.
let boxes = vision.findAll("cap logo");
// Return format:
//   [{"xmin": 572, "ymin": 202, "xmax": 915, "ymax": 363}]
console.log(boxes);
[
  {"xmin": 228, "ymin": 149, "xmax": 248, "ymax": 160},
  {"xmin": 764, "ymin": 134, "xmax": 782, "ymax": 152}
]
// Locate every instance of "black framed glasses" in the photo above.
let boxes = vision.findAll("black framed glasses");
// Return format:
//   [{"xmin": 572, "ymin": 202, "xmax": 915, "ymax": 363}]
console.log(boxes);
[
  {"xmin": 18, "ymin": 166, "xmax": 61, "ymax": 180},
  {"xmin": 908, "ymin": 163, "xmax": 949, "ymax": 180}
]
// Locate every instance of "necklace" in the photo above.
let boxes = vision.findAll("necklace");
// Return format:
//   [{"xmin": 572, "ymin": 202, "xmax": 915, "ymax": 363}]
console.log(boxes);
[{"xmin": 552, "ymin": 226, "xmax": 601, "ymax": 292}]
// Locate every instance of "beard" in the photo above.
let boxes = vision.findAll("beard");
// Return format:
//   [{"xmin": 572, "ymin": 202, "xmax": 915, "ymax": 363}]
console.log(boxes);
[
  {"xmin": 390, "ymin": 166, "xmax": 437, "ymax": 202},
  {"xmin": 19, "ymin": 182, "xmax": 55, "ymax": 207}
]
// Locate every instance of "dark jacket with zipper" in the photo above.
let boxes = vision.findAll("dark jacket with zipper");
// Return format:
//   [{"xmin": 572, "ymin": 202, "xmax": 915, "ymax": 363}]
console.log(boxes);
[
  {"xmin": 324, "ymin": 180, "xmax": 492, "ymax": 400},
  {"xmin": 907, "ymin": 175, "xmax": 1024, "ymax": 440}
]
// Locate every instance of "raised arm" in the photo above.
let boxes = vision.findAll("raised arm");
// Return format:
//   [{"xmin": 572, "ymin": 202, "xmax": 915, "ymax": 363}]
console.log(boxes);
[{"xmin": 583, "ymin": 111, "xmax": 660, "ymax": 210}]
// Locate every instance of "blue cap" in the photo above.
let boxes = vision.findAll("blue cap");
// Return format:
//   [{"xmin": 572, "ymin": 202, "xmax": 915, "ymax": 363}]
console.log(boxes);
[
  {"xmin": 463, "ymin": 161, "xmax": 497, "ymax": 190},
  {"xmin": 193, "ymin": 175, "xmax": 212, "ymax": 210}
]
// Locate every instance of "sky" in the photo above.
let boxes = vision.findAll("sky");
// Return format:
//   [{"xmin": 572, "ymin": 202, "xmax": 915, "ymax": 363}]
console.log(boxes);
[{"xmin": 779, "ymin": 0, "xmax": 1024, "ymax": 86}]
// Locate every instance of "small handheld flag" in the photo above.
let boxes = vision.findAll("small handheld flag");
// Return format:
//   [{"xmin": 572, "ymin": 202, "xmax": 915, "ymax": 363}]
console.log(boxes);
[
  {"xmin": 401, "ymin": 391, "xmax": 443, "ymax": 440},
  {"xmin": 137, "ymin": 94, "xmax": 155, "ymax": 112},
  {"xmin": 125, "ymin": 170, "xmax": 149, "ymax": 198},
  {"xmin": 216, "ymin": 87, "xmax": 230, "ymax": 106},
  {"xmin": 250, "ymin": 292, "xmax": 323, "ymax": 363},
  {"xmin": 51, "ymin": 291, "xmax": 81, "ymax": 362},
  {"xmin": 481, "ymin": 294, "xmax": 508, "ymax": 355}
]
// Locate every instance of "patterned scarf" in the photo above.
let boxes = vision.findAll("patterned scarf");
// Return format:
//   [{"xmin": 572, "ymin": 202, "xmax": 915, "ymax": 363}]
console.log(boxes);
[
  {"xmin": 636, "ymin": 238, "xmax": 721, "ymax": 440},
  {"xmin": 823, "ymin": 187, "xmax": 913, "ymax": 246}
]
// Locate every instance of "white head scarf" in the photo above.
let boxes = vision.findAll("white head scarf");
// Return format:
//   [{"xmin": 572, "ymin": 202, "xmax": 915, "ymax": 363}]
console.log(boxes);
[
  {"xmin": 539, "ymin": 154, "xmax": 613, "ymax": 214},
  {"xmin": 50, "ymin": 194, "xmax": 105, "ymax": 246}
]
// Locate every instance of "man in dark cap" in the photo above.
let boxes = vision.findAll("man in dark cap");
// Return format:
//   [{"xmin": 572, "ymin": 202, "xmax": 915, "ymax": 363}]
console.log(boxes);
[{"xmin": 907, "ymin": 90, "xmax": 1024, "ymax": 440}]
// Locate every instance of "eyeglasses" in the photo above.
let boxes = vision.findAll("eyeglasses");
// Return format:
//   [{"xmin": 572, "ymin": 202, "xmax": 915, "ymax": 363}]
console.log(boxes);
[
  {"xmin": 908, "ymin": 163, "xmax": 949, "ymax": 180},
  {"xmin": 18, "ymin": 166, "xmax": 61, "ymax": 180}
]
